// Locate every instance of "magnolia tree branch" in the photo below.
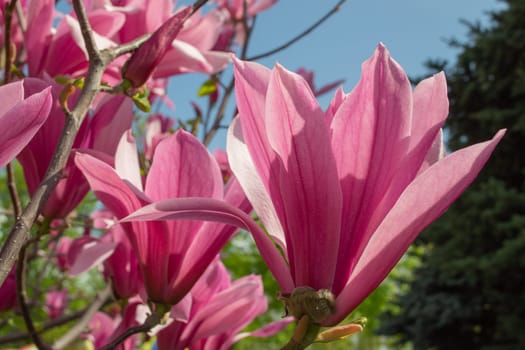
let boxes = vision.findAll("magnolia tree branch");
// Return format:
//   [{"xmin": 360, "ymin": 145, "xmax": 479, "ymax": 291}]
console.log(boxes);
[
  {"xmin": 203, "ymin": 6, "xmax": 254, "ymax": 145},
  {"xmin": 51, "ymin": 285, "xmax": 112, "ymax": 350},
  {"xmin": 0, "ymin": 308, "xmax": 87, "ymax": 345},
  {"xmin": 16, "ymin": 238, "xmax": 50, "ymax": 350},
  {"xmin": 0, "ymin": 0, "xmax": 110, "ymax": 285},
  {"xmin": 247, "ymin": 0, "xmax": 348, "ymax": 61}
]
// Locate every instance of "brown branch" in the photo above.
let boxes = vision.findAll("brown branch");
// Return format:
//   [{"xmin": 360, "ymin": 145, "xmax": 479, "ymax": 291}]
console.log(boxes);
[
  {"xmin": 0, "ymin": 0, "xmax": 111, "ymax": 286},
  {"xmin": 6, "ymin": 163, "xmax": 21, "ymax": 218},
  {"xmin": 98, "ymin": 309, "xmax": 164, "ymax": 350},
  {"xmin": 3, "ymin": 0, "xmax": 17, "ymax": 84},
  {"xmin": 0, "ymin": 308, "xmax": 86, "ymax": 345},
  {"xmin": 16, "ymin": 239, "xmax": 50, "ymax": 350},
  {"xmin": 247, "ymin": 0, "xmax": 347, "ymax": 61},
  {"xmin": 51, "ymin": 285, "xmax": 112, "ymax": 350}
]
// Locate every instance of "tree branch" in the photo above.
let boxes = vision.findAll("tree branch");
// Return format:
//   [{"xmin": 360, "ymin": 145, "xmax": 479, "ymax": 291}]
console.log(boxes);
[
  {"xmin": 51, "ymin": 285, "xmax": 112, "ymax": 350},
  {"xmin": 247, "ymin": 0, "xmax": 347, "ymax": 61}
]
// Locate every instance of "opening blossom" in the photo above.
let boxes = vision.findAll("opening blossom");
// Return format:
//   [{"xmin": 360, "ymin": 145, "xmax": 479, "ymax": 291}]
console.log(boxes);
[
  {"xmin": 226, "ymin": 43, "xmax": 505, "ymax": 326},
  {"xmin": 124, "ymin": 44, "xmax": 505, "ymax": 335}
]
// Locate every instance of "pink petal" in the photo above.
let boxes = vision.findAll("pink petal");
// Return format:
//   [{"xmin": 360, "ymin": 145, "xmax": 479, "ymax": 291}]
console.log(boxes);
[
  {"xmin": 329, "ymin": 129, "xmax": 505, "ymax": 325},
  {"xmin": 0, "ymin": 85, "xmax": 52, "ymax": 168},
  {"xmin": 121, "ymin": 197, "xmax": 294, "ymax": 292},
  {"xmin": 115, "ymin": 131, "xmax": 143, "ymax": 191},
  {"xmin": 227, "ymin": 117, "xmax": 286, "ymax": 249},
  {"xmin": 0, "ymin": 80, "xmax": 23, "ymax": 118},
  {"xmin": 74, "ymin": 152, "xmax": 145, "ymax": 217},
  {"xmin": 265, "ymin": 64, "xmax": 342, "ymax": 289},
  {"xmin": 329, "ymin": 43, "xmax": 413, "ymax": 293},
  {"xmin": 69, "ymin": 240, "xmax": 117, "ymax": 276},
  {"xmin": 25, "ymin": 0, "xmax": 54, "ymax": 76}
]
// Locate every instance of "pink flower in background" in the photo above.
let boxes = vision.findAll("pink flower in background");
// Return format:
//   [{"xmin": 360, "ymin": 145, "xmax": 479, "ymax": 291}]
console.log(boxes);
[
  {"xmin": 215, "ymin": 0, "xmax": 277, "ymax": 20},
  {"xmin": 224, "ymin": 44, "xmax": 505, "ymax": 325},
  {"xmin": 157, "ymin": 261, "xmax": 291, "ymax": 350},
  {"xmin": 24, "ymin": 0, "xmax": 125, "ymax": 83},
  {"xmin": 101, "ymin": 224, "xmax": 142, "ymax": 299},
  {"xmin": 296, "ymin": 67, "xmax": 345, "ymax": 97},
  {"xmin": 122, "ymin": 7, "xmax": 192, "ymax": 87},
  {"xmin": 0, "ymin": 267, "xmax": 16, "ymax": 312},
  {"xmin": 75, "ymin": 130, "xmax": 251, "ymax": 306},
  {"xmin": 45, "ymin": 290, "xmax": 68, "ymax": 319},
  {"xmin": 0, "ymin": 80, "xmax": 52, "ymax": 169},
  {"xmin": 17, "ymin": 79, "xmax": 133, "ymax": 219},
  {"xmin": 144, "ymin": 114, "xmax": 174, "ymax": 161}
]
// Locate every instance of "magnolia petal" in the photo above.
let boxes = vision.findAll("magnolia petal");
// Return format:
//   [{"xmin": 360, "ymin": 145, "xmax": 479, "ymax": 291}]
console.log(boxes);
[
  {"xmin": 74, "ymin": 152, "xmax": 144, "ymax": 218},
  {"xmin": 0, "ymin": 81, "xmax": 24, "ymax": 120},
  {"xmin": 25, "ymin": 0, "xmax": 54, "ymax": 75},
  {"xmin": 265, "ymin": 64, "xmax": 342, "ymax": 289},
  {"xmin": 329, "ymin": 129, "xmax": 505, "ymax": 325},
  {"xmin": 330, "ymin": 43, "xmax": 413, "ymax": 294},
  {"xmin": 0, "ymin": 86, "xmax": 52, "ymax": 169},
  {"xmin": 115, "ymin": 130, "xmax": 143, "ymax": 192},
  {"xmin": 145, "ymin": 130, "xmax": 223, "ymax": 201},
  {"xmin": 227, "ymin": 117, "xmax": 286, "ymax": 249},
  {"xmin": 232, "ymin": 57, "xmax": 277, "ymax": 192},
  {"xmin": 69, "ymin": 241, "xmax": 117, "ymax": 276},
  {"xmin": 121, "ymin": 197, "xmax": 294, "ymax": 292}
]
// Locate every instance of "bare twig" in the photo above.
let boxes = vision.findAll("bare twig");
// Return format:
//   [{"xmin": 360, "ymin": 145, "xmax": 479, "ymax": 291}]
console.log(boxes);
[
  {"xmin": 98, "ymin": 310, "xmax": 164, "ymax": 350},
  {"xmin": 202, "ymin": 4, "xmax": 255, "ymax": 145},
  {"xmin": 247, "ymin": 0, "xmax": 347, "ymax": 61},
  {"xmin": 3, "ymin": 0, "xmax": 17, "ymax": 84},
  {"xmin": 6, "ymin": 163, "xmax": 21, "ymax": 218},
  {"xmin": 0, "ymin": 0, "xmax": 110, "ymax": 285},
  {"xmin": 0, "ymin": 308, "xmax": 86, "ymax": 345},
  {"xmin": 51, "ymin": 285, "xmax": 112, "ymax": 350},
  {"xmin": 16, "ymin": 239, "xmax": 50, "ymax": 350}
]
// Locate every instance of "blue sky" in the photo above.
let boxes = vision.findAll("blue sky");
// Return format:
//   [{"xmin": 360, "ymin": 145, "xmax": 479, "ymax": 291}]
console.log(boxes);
[{"xmin": 168, "ymin": 0, "xmax": 506, "ymax": 149}]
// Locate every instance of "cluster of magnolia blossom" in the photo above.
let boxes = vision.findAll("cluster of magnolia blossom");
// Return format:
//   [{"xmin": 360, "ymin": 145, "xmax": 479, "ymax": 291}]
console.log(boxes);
[{"xmin": 0, "ymin": 0, "xmax": 504, "ymax": 349}]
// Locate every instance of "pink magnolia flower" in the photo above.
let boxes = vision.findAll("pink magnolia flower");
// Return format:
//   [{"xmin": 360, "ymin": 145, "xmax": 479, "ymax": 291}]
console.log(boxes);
[
  {"xmin": 124, "ymin": 44, "xmax": 505, "ymax": 327},
  {"xmin": 0, "ymin": 80, "xmax": 52, "ymax": 169},
  {"xmin": 101, "ymin": 224, "xmax": 142, "ymax": 299},
  {"xmin": 157, "ymin": 261, "xmax": 291, "ymax": 350},
  {"xmin": 144, "ymin": 114, "xmax": 174, "ymax": 162},
  {"xmin": 24, "ymin": 0, "xmax": 125, "ymax": 83},
  {"xmin": 296, "ymin": 67, "xmax": 345, "ymax": 97},
  {"xmin": 45, "ymin": 290, "xmax": 68, "ymax": 319},
  {"xmin": 86, "ymin": 303, "xmax": 140, "ymax": 350},
  {"xmin": 122, "ymin": 7, "xmax": 192, "ymax": 87},
  {"xmin": 0, "ymin": 267, "xmax": 16, "ymax": 312},
  {"xmin": 225, "ymin": 44, "xmax": 505, "ymax": 325},
  {"xmin": 215, "ymin": 0, "xmax": 277, "ymax": 20},
  {"xmin": 75, "ymin": 129, "xmax": 251, "ymax": 305},
  {"xmin": 17, "ymin": 80, "xmax": 133, "ymax": 219}
]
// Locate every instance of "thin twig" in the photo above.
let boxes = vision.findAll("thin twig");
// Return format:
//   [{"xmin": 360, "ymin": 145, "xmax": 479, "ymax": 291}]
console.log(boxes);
[
  {"xmin": 98, "ymin": 310, "xmax": 164, "ymax": 350},
  {"xmin": 0, "ymin": 0, "xmax": 110, "ymax": 285},
  {"xmin": 3, "ymin": 0, "xmax": 17, "ymax": 84},
  {"xmin": 6, "ymin": 163, "xmax": 21, "ymax": 218},
  {"xmin": 16, "ymin": 239, "xmax": 50, "ymax": 350},
  {"xmin": 51, "ymin": 285, "xmax": 112, "ymax": 350},
  {"xmin": 202, "ymin": 4, "xmax": 255, "ymax": 145},
  {"xmin": 0, "ymin": 309, "xmax": 87, "ymax": 345},
  {"xmin": 247, "ymin": 0, "xmax": 347, "ymax": 61}
]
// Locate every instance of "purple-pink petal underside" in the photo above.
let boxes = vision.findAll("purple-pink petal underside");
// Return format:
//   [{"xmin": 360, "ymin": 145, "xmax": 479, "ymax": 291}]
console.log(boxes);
[
  {"xmin": 121, "ymin": 197, "xmax": 294, "ymax": 292},
  {"xmin": 227, "ymin": 117, "xmax": 286, "ymax": 250},
  {"xmin": 0, "ymin": 86, "xmax": 52, "ymax": 169},
  {"xmin": 329, "ymin": 129, "xmax": 505, "ymax": 326},
  {"xmin": 265, "ymin": 64, "xmax": 342, "ymax": 290}
]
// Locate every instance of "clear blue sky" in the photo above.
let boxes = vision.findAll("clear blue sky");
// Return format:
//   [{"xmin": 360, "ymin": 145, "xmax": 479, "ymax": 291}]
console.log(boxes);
[{"xmin": 167, "ymin": 0, "xmax": 507, "ymax": 149}]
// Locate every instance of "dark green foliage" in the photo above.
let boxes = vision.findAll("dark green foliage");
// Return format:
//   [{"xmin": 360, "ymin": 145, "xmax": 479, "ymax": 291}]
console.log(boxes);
[{"xmin": 378, "ymin": 1, "xmax": 525, "ymax": 349}]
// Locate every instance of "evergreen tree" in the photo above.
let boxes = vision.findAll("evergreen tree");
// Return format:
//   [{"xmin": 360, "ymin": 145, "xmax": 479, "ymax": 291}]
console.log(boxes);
[{"xmin": 379, "ymin": 1, "xmax": 525, "ymax": 349}]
